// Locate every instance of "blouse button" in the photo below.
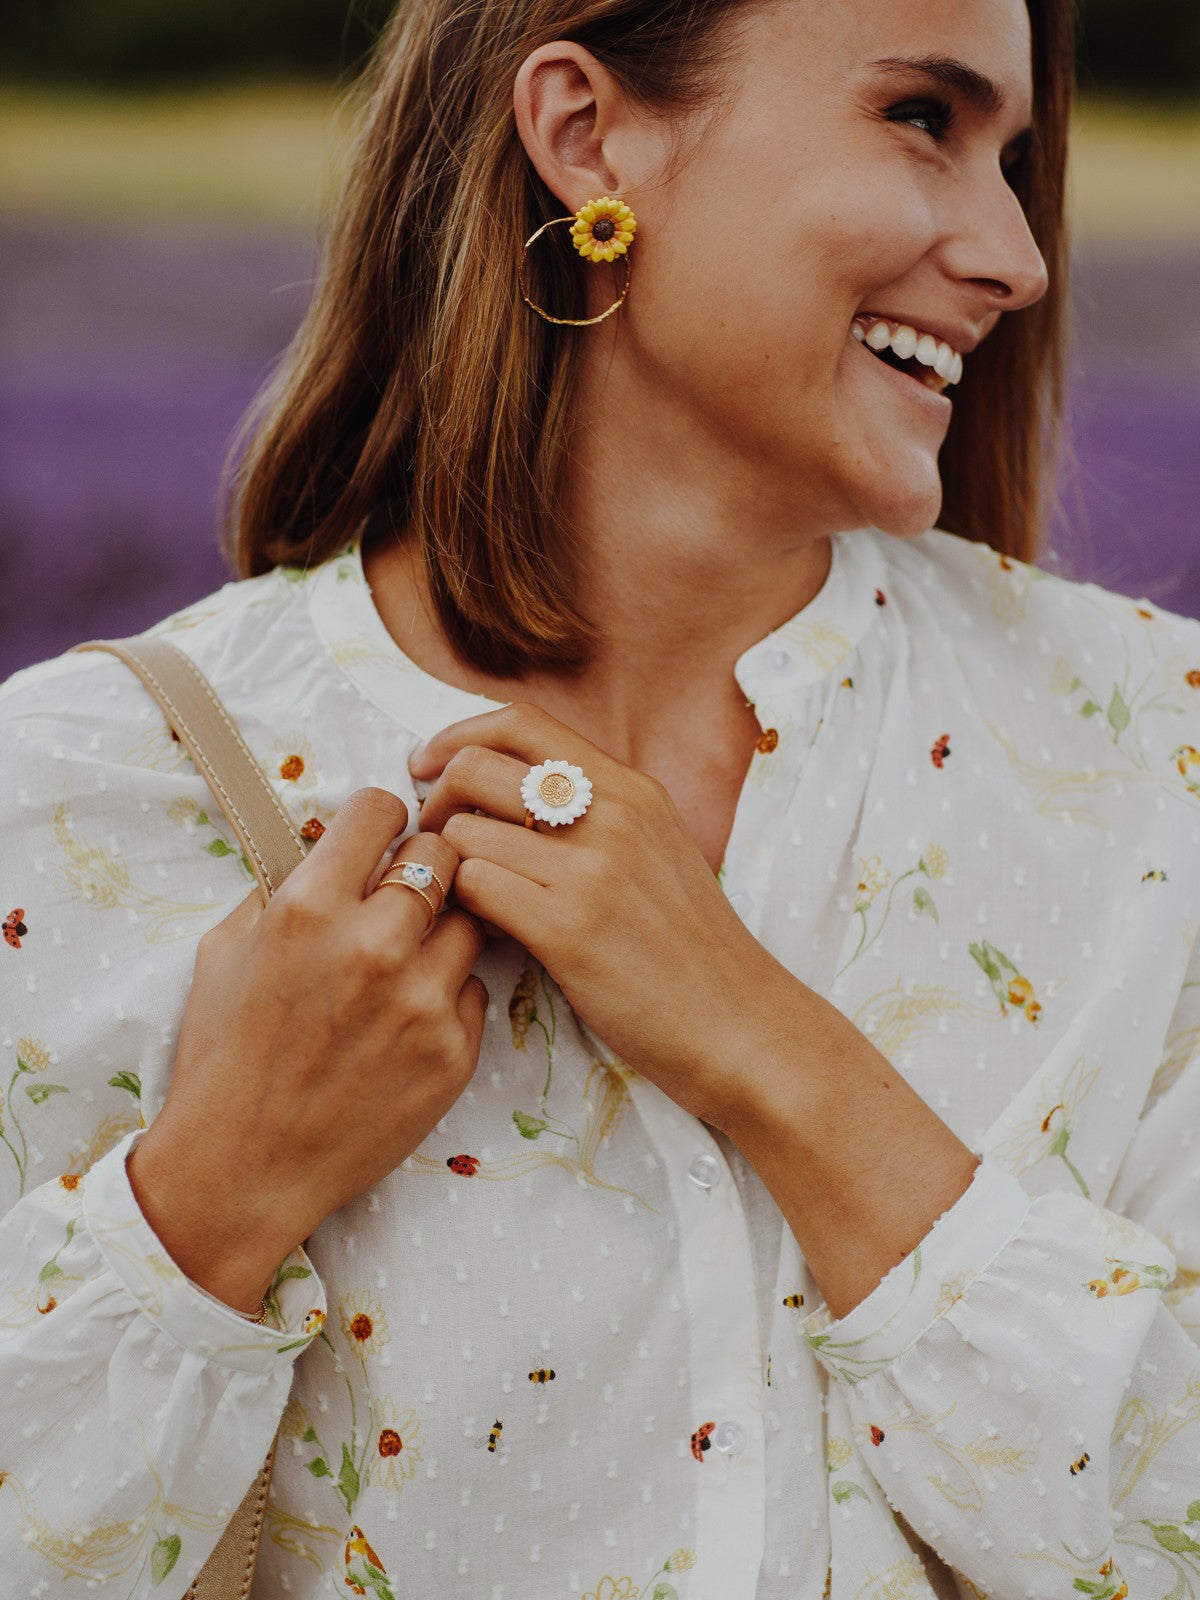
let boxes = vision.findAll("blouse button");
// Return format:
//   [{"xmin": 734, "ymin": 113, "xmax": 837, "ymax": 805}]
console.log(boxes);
[
  {"xmin": 686, "ymin": 1152, "xmax": 721, "ymax": 1191},
  {"xmin": 712, "ymin": 1420, "xmax": 747, "ymax": 1455}
]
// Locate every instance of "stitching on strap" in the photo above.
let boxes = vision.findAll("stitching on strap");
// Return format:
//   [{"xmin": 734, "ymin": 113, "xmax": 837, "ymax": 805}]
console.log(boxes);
[
  {"xmin": 238, "ymin": 1457, "xmax": 275, "ymax": 1599},
  {"xmin": 129, "ymin": 648, "xmax": 305, "ymax": 894}
]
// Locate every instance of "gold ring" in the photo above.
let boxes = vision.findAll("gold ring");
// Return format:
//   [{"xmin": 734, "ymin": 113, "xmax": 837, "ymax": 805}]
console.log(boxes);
[
  {"xmin": 378, "ymin": 861, "xmax": 447, "ymax": 909},
  {"xmin": 373, "ymin": 877, "xmax": 437, "ymax": 930}
]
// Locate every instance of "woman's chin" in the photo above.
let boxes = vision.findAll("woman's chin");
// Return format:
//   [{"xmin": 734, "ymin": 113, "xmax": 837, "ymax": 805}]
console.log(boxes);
[{"xmin": 851, "ymin": 471, "xmax": 944, "ymax": 540}]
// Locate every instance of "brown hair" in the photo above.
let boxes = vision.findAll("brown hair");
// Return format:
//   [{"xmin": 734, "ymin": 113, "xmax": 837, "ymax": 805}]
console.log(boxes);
[{"xmin": 224, "ymin": 0, "xmax": 1075, "ymax": 679}]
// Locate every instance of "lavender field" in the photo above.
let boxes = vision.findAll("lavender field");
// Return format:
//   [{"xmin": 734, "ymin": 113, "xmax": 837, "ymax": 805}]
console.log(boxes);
[{"xmin": 1, "ymin": 205, "xmax": 1198, "ymax": 682}]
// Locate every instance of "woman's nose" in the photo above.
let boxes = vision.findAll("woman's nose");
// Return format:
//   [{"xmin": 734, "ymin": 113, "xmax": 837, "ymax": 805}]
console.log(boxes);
[{"xmin": 948, "ymin": 173, "xmax": 1050, "ymax": 312}]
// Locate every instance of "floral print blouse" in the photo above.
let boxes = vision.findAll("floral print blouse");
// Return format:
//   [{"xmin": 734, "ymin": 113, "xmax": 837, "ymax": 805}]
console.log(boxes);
[{"xmin": 2, "ymin": 527, "xmax": 1199, "ymax": 1600}]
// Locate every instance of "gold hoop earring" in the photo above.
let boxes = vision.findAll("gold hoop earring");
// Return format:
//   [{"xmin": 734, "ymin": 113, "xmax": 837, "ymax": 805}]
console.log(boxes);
[{"xmin": 519, "ymin": 195, "xmax": 638, "ymax": 328}]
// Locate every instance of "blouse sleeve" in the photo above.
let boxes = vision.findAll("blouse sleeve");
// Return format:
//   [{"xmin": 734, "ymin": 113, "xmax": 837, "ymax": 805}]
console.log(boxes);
[
  {"xmin": 800, "ymin": 950, "xmax": 1200, "ymax": 1600},
  {"xmin": 0, "ymin": 655, "xmax": 326, "ymax": 1597}
]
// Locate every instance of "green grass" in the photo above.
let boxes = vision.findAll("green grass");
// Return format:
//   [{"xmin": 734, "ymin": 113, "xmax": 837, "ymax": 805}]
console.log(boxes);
[
  {"xmin": 0, "ymin": 83, "xmax": 1198, "ymax": 240},
  {"xmin": 0, "ymin": 82, "xmax": 352, "ymax": 227}
]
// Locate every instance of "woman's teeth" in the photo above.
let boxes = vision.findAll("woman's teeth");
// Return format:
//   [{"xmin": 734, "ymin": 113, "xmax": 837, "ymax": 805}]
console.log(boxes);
[{"xmin": 851, "ymin": 315, "xmax": 964, "ymax": 392}]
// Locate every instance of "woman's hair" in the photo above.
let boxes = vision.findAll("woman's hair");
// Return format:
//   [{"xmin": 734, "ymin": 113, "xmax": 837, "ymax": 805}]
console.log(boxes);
[{"xmin": 224, "ymin": 0, "xmax": 1074, "ymax": 679}]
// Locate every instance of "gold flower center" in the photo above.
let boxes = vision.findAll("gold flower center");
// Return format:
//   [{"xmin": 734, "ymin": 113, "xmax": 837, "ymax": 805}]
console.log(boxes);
[
  {"xmin": 279, "ymin": 754, "xmax": 305, "ymax": 780},
  {"xmin": 378, "ymin": 1428, "xmax": 403, "ymax": 1457},
  {"xmin": 349, "ymin": 1313, "xmax": 374, "ymax": 1342},
  {"xmin": 538, "ymin": 773, "xmax": 575, "ymax": 807},
  {"xmin": 591, "ymin": 217, "xmax": 616, "ymax": 241}
]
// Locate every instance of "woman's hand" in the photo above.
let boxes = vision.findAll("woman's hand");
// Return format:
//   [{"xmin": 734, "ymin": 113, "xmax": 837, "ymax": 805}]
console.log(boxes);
[
  {"xmin": 128, "ymin": 788, "xmax": 488, "ymax": 1312},
  {"xmin": 411, "ymin": 704, "xmax": 799, "ymax": 1131}
]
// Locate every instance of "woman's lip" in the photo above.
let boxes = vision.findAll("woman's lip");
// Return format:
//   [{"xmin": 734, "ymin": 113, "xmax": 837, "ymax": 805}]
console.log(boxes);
[{"xmin": 852, "ymin": 331, "xmax": 952, "ymax": 420}]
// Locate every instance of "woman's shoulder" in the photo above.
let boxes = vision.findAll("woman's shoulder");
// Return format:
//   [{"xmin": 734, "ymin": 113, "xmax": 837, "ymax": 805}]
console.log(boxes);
[
  {"xmin": 0, "ymin": 559, "xmax": 318, "ymax": 742},
  {"xmin": 881, "ymin": 527, "xmax": 1200, "ymax": 817},
  {"xmin": 892, "ymin": 525, "xmax": 1200, "ymax": 659}
]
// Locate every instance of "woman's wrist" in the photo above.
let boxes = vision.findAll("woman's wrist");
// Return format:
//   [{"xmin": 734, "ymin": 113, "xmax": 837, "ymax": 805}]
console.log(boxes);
[{"xmin": 126, "ymin": 1121, "xmax": 302, "ymax": 1317}]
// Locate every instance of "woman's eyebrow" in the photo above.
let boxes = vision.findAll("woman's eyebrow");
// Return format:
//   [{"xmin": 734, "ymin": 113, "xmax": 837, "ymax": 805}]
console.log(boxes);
[{"xmin": 869, "ymin": 54, "xmax": 1007, "ymax": 117}]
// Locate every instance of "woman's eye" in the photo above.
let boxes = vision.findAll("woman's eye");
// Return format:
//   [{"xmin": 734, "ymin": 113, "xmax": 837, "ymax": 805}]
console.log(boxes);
[{"xmin": 885, "ymin": 98, "xmax": 955, "ymax": 140}]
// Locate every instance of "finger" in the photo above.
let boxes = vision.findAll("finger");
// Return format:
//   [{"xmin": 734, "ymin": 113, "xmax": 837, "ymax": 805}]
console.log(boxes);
[
  {"xmin": 286, "ymin": 787, "xmax": 410, "ymax": 903},
  {"xmin": 408, "ymin": 701, "xmax": 609, "ymax": 782},
  {"xmin": 457, "ymin": 972, "xmax": 489, "ymax": 1037},
  {"xmin": 418, "ymin": 746, "xmax": 533, "ymax": 834},
  {"xmin": 420, "ymin": 906, "xmax": 488, "ymax": 989},
  {"xmin": 451, "ymin": 855, "xmax": 547, "ymax": 951},
  {"xmin": 440, "ymin": 810, "xmax": 559, "ymax": 886},
  {"xmin": 362, "ymin": 829, "xmax": 462, "ymax": 942}
]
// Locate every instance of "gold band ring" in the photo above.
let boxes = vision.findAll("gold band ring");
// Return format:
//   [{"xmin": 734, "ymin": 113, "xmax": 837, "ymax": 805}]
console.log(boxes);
[
  {"xmin": 373, "ymin": 877, "xmax": 438, "ymax": 930},
  {"xmin": 378, "ymin": 863, "xmax": 447, "ymax": 907}
]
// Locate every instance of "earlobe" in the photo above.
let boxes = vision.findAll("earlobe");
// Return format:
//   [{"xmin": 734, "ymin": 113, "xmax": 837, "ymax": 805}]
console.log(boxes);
[{"xmin": 513, "ymin": 41, "xmax": 621, "ymax": 210}]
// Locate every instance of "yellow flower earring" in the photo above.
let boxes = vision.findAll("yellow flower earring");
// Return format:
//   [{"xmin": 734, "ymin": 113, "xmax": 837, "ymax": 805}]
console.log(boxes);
[{"xmin": 519, "ymin": 195, "xmax": 638, "ymax": 327}]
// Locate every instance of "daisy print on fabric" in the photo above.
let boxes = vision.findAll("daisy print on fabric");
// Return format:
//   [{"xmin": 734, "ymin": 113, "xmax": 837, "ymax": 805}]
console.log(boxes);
[
  {"xmin": 985, "ymin": 1053, "xmax": 1099, "ymax": 1196},
  {"xmin": 835, "ymin": 844, "xmax": 949, "ymax": 980}
]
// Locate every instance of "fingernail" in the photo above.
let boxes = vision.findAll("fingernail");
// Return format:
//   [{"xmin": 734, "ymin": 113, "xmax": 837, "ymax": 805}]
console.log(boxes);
[{"xmin": 408, "ymin": 740, "xmax": 427, "ymax": 772}]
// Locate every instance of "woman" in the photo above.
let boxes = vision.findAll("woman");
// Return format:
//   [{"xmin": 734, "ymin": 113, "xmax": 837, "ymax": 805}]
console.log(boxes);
[{"xmin": 1, "ymin": 0, "xmax": 1197, "ymax": 1596}]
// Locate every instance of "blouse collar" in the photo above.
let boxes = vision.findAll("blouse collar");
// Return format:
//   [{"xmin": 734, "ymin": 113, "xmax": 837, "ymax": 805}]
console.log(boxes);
[{"xmin": 308, "ymin": 528, "xmax": 889, "ymax": 742}]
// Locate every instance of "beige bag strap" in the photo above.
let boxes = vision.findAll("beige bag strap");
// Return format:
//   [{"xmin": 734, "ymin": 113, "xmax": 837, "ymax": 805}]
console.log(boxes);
[
  {"xmin": 71, "ymin": 635, "xmax": 308, "ymax": 905},
  {"xmin": 71, "ymin": 632, "xmax": 307, "ymax": 1597}
]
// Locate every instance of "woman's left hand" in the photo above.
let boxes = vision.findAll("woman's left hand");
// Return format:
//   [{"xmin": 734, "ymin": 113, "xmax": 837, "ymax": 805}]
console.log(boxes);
[{"xmin": 409, "ymin": 702, "xmax": 801, "ymax": 1131}]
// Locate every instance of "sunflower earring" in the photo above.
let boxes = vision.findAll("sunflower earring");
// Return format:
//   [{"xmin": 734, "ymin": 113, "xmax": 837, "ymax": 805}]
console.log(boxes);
[{"xmin": 518, "ymin": 195, "xmax": 638, "ymax": 327}]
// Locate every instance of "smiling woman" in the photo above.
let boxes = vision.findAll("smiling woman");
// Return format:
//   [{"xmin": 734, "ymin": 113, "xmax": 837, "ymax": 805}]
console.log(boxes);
[
  {"xmin": 229, "ymin": 0, "xmax": 1072, "ymax": 677},
  {"xmin": 3, "ymin": 4, "xmax": 1200, "ymax": 1600}
]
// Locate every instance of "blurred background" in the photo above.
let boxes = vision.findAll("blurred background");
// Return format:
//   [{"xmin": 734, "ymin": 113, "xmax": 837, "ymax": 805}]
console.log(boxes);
[{"xmin": 1, "ymin": 0, "xmax": 1198, "ymax": 680}]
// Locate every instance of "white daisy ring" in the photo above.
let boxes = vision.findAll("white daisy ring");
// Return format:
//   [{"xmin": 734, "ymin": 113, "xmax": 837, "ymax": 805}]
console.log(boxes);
[{"xmin": 521, "ymin": 759, "xmax": 593, "ymax": 827}]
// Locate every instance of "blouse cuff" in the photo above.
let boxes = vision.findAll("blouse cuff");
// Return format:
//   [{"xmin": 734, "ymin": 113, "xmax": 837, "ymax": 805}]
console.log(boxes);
[
  {"xmin": 801, "ymin": 1159, "xmax": 1034, "ymax": 1384},
  {"xmin": 82, "ymin": 1129, "xmax": 326, "ymax": 1374}
]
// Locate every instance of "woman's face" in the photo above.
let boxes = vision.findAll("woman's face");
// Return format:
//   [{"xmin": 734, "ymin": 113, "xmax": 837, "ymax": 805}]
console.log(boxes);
[{"xmin": 606, "ymin": 0, "xmax": 1050, "ymax": 540}]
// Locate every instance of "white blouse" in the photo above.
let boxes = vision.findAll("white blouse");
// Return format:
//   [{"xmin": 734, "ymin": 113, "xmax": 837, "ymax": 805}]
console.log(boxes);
[{"xmin": 1, "ymin": 526, "xmax": 1199, "ymax": 1600}]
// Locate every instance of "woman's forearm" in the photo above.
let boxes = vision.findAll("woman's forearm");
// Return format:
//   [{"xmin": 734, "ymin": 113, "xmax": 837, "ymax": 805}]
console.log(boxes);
[{"xmin": 718, "ymin": 975, "xmax": 979, "ymax": 1320}]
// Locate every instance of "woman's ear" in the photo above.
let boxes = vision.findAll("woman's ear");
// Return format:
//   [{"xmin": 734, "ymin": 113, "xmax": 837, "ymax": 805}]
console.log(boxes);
[{"xmin": 513, "ymin": 41, "xmax": 638, "ymax": 212}]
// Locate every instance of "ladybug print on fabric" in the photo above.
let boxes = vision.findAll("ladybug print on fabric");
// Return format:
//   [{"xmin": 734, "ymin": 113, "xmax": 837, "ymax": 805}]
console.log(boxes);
[
  {"xmin": 691, "ymin": 1421, "xmax": 715, "ymax": 1462},
  {"xmin": 3, "ymin": 908, "xmax": 28, "ymax": 948},
  {"xmin": 446, "ymin": 1154, "xmax": 480, "ymax": 1176},
  {"xmin": 869, "ymin": 1425, "xmax": 885, "ymax": 1446},
  {"xmin": 930, "ymin": 733, "xmax": 952, "ymax": 769},
  {"xmin": 874, "ymin": 588, "xmax": 887, "ymax": 606}
]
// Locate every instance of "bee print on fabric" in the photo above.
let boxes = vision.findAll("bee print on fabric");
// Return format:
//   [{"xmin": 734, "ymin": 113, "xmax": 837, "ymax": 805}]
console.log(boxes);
[
  {"xmin": 1070, "ymin": 1452, "xmax": 1091, "ymax": 1476},
  {"xmin": 930, "ymin": 732, "xmax": 952, "ymax": 769},
  {"xmin": 1142, "ymin": 869, "xmax": 1168, "ymax": 883},
  {"xmin": 473, "ymin": 1419, "xmax": 509, "ymax": 1461},
  {"xmin": 782, "ymin": 1293, "xmax": 804, "ymax": 1309},
  {"xmin": 3, "ymin": 908, "xmax": 27, "ymax": 948},
  {"xmin": 528, "ymin": 1368, "xmax": 556, "ymax": 1385},
  {"xmin": 691, "ymin": 1422, "xmax": 715, "ymax": 1462}
]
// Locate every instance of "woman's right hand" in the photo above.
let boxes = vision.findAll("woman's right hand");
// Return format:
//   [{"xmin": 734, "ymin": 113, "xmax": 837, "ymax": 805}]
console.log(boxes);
[{"xmin": 127, "ymin": 787, "xmax": 488, "ymax": 1313}]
